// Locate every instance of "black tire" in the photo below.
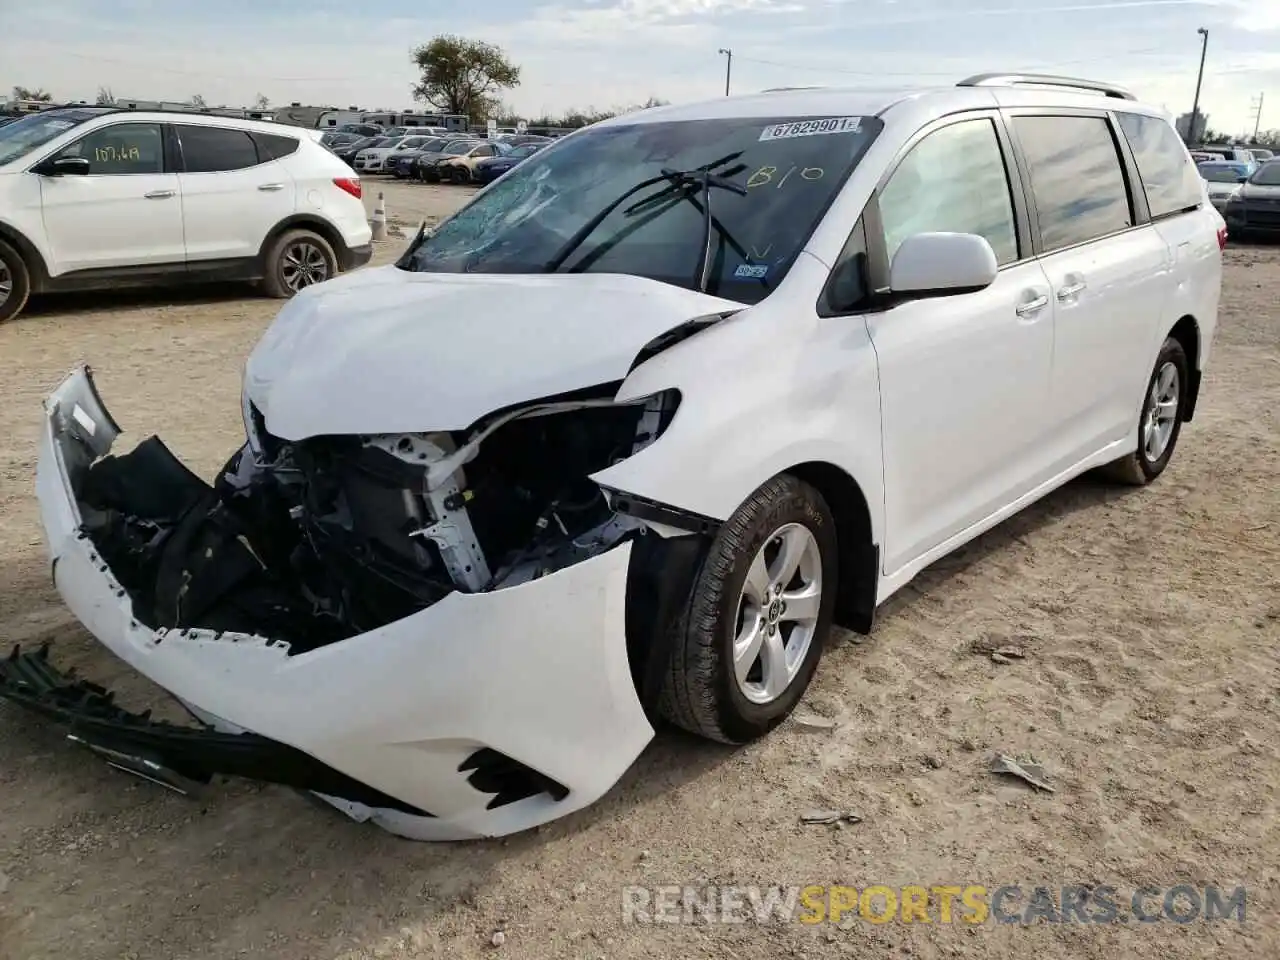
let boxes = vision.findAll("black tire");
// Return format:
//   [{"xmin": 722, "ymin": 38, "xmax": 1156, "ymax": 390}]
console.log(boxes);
[
  {"xmin": 0, "ymin": 238, "xmax": 31, "ymax": 324},
  {"xmin": 1101, "ymin": 336, "xmax": 1190, "ymax": 485},
  {"xmin": 260, "ymin": 229, "xmax": 337, "ymax": 299},
  {"xmin": 449, "ymin": 166, "xmax": 471, "ymax": 185},
  {"xmin": 424, "ymin": 166, "xmax": 441, "ymax": 183},
  {"xmin": 659, "ymin": 474, "xmax": 839, "ymax": 744}
]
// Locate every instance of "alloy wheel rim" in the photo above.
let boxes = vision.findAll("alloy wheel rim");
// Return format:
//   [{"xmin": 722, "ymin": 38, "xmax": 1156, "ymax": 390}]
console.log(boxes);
[
  {"xmin": 281, "ymin": 242, "xmax": 329, "ymax": 292},
  {"xmin": 0, "ymin": 261, "xmax": 11, "ymax": 307},
  {"xmin": 1142, "ymin": 361, "xmax": 1179, "ymax": 462},
  {"xmin": 733, "ymin": 523, "xmax": 823, "ymax": 705}
]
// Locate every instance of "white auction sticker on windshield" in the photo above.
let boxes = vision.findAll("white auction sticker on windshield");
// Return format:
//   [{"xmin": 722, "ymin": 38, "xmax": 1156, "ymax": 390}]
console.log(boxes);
[{"xmin": 759, "ymin": 117, "xmax": 862, "ymax": 141}]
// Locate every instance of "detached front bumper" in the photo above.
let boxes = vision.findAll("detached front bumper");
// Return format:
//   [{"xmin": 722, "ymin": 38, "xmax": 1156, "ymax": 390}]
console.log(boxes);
[{"xmin": 20, "ymin": 368, "xmax": 655, "ymax": 840}]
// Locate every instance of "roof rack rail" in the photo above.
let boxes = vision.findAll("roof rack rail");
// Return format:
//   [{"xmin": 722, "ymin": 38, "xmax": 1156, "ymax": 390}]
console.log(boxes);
[{"xmin": 957, "ymin": 73, "xmax": 1136, "ymax": 101}]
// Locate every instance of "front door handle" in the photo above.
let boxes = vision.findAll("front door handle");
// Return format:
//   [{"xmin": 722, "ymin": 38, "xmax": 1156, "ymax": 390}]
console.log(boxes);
[
  {"xmin": 144, "ymin": 189, "xmax": 175, "ymax": 199},
  {"xmin": 257, "ymin": 183, "xmax": 284, "ymax": 192},
  {"xmin": 1015, "ymin": 294, "xmax": 1049, "ymax": 317}
]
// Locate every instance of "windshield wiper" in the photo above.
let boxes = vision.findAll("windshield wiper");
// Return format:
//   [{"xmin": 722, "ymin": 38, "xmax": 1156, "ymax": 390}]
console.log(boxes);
[
  {"xmin": 544, "ymin": 153, "xmax": 755, "ymax": 293},
  {"xmin": 629, "ymin": 162, "xmax": 748, "ymax": 292}
]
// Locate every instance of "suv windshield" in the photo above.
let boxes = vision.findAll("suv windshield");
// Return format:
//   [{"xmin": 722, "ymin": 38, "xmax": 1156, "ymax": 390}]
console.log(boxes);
[
  {"xmin": 398, "ymin": 115, "xmax": 882, "ymax": 302},
  {"xmin": 0, "ymin": 108, "xmax": 107, "ymax": 166},
  {"xmin": 1249, "ymin": 161, "xmax": 1280, "ymax": 186}
]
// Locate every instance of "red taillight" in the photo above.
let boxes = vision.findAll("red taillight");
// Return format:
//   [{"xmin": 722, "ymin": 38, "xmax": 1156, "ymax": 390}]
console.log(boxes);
[
  {"xmin": 1217, "ymin": 225, "xmax": 1227, "ymax": 250},
  {"xmin": 333, "ymin": 177, "xmax": 362, "ymax": 199}
]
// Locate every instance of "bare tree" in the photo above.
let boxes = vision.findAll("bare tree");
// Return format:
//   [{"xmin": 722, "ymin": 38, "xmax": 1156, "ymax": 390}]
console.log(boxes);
[
  {"xmin": 190, "ymin": 93, "xmax": 208, "ymax": 110},
  {"xmin": 12, "ymin": 86, "xmax": 53, "ymax": 102},
  {"xmin": 253, "ymin": 93, "xmax": 270, "ymax": 111},
  {"xmin": 95, "ymin": 86, "xmax": 116, "ymax": 106}
]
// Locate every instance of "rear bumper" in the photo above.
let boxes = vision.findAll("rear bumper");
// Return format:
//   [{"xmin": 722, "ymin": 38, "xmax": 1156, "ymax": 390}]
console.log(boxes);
[
  {"xmin": 340, "ymin": 243, "xmax": 373, "ymax": 270},
  {"xmin": 22, "ymin": 368, "xmax": 655, "ymax": 840}
]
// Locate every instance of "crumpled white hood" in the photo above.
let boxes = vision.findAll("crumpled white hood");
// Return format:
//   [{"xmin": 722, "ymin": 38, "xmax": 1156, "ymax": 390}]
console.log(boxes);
[{"xmin": 243, "ymin": 265, "xmax": 739, "ymax": 439}]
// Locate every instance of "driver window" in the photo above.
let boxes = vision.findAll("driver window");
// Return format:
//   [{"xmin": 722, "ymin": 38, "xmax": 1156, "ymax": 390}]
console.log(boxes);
[
  {"xmin": 877, "ymin": 118, "xmax": 1018, "ymax": 267},
  {"xmin": 55, "ymin": 123, "xmax": 164, "ymax": 175}
]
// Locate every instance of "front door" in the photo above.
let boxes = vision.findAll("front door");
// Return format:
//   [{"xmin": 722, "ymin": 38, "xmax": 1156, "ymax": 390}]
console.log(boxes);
[
  {"xmin": 38, "ymin": 121, "xmax": 185, "ymax": 275},
  {"xmin": 863, "ymin": 115, "xmax": 1056, "ymax": 575}
]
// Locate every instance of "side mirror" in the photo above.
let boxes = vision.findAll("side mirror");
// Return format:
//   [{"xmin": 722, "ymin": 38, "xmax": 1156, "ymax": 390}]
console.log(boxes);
[
  {"xmin": 35, "ymin": 156, "xmax": 91, "ymax": 177},
  {"xmin": 889, "ymin": 232, "xmax": 997, "ymax": 297}
]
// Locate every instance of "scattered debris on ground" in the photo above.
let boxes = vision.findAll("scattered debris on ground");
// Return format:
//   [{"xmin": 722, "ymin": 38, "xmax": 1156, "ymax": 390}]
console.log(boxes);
[
  {"xmin": 990, "ymin": 754, "xmax": 1056, "ymax": 793},
  {"xmin": 800, "ymin": 810, "xmax": 864, "ymax": 826}
]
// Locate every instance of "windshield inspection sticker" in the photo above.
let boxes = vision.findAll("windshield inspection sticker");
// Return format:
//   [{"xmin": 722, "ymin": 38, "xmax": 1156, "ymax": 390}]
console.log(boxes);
[
  {"xmin": 735, "ymin": 263, "xmax": 769, "ymax": 279},
  {"xmin": 759, "ymin": 117, "xmax": 862, "ymax": 141}
]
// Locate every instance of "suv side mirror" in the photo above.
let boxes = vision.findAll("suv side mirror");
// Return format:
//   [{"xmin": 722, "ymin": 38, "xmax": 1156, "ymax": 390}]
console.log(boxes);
[
  {"xmin": 889, "ymin": 232, "xmax": 997, "ymax": 297},
  {"xmin": 35, "ymin": 156, "xmax": 91, "ymax": 177}
]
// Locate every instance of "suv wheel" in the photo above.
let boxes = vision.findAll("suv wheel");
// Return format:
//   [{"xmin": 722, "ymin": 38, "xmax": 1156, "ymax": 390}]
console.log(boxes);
[
  {"xmin": 0, "ymin": 239, "xmax": 31, "ymax": 324},
  {"xmin": 1102, "ymin": 336, "xmax": 1189, "ymax": 485},
  {"xmin": 449, "ymin": 166, "xmax": 471, "ymax": 185},
  {"xmin": 261, "ymin": 229, "xmax": 337, "ymax": 299},
  {"xmin": 659, "ymin": 474, "xmax": 838, "ymax": 744}
]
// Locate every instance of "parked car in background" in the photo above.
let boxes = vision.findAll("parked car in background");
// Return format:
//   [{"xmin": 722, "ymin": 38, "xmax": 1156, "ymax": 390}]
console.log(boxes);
[
  {"xmin": 1197, "ymin": 159, "xmax": 1255, "ymax": 211},
  {"xmin": 332, "ymin": 135, "xmax": 388, "ymax": 166},
  {"xmin": 7, "ymin": 76, "xmax": 1223, "ymax": 842},
  {"xmin": 0, "ymin": 106, "xmax": 371, "ymax": 322},
  {"xmin": 1222, "ymin": 159, "xmax": 1280, "ymax": 239},
  {"xmin": 473, "ymin": 141, "xmax": 547, "ymax": 184},
  {"xmin": 1249, "ymin": 148, "xmax": 1274, "ymax": 163},
  {"xmin": 390, "ymin": 136, "xmax": 460, "ymax": 178},
  {"xmin": 321, "ymin": 131, "xmax": 363, "ymax": 149},
  {"xmin": 1192, "ymin": 144, "xmax": 1257, "ymax": 163},
  {"xmin": 438, "ymin": 141, "xmax": 511, "ymax": 183},
  {"xmin": 412, "ymin": 138, "xmax": 484, "ymax": 181},
  {"xmin": 353, "ymin": 135, "xmax": 422, "ymax": 173}
]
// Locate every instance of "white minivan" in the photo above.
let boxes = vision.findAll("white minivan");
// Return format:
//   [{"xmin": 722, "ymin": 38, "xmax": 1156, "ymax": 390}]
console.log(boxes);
[
  {"xmin": 0, "ymin": 106, "xmax": 373, "ymax": 322},
  {"xmin": 7, "ymin": 74, "xmax": 1223, "ymax": 841}
]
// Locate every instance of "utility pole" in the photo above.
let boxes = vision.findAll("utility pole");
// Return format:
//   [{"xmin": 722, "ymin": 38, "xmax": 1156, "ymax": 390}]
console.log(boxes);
[
  {"xmin": 718, "ymin": 48, "xmax": 732, "ymax": 97},
  {"xmin": 1187, "ymin": 27, "xmax": 1208, "ymax": 145},
  {"xmin": 1251, "ymin": 92, "xmax": 1265, "ymax": 142}
]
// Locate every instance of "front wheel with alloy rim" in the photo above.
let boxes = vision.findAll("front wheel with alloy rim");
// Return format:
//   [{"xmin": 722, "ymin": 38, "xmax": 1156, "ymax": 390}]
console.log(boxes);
[
  {"xmin": 449, "ymin": 166, "xmax": 471, "ymax": 185},
  {"xmin": 1102, "ymin": 335, "xmax": 1189, "ymax": 485},
  {"xmin": 261, "ymin": 229, "xmax": 337, "ymax": 299},
  {"xmin": 0, "ymin": 238, "xmax": 32, "ymax": 324},
  {"xmin": 659, "ymin": 474, "xmax": 839, "ymax": 744}
]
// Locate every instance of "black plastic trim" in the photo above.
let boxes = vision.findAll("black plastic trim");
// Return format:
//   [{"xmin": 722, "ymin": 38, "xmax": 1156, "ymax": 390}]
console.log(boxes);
[
  {"xmin": 604, "ymin": 488, "xmax": 722, "ymax": 536},
  {"xmin": 0, "ymin": 643, "xmax": 433, "ymax": 817}
]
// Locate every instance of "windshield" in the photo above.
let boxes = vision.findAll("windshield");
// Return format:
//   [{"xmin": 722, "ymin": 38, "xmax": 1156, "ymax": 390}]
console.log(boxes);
[
  {"xmin": 508, "ymin": 145, "xmax": 541, "ymax": 159},
  {"xmin": 399, "ymin": 137, "xmax": 428, "ymax": 149},
  {"xmin": 398, "ymin": 115, "xmax": 882, "ymax": 303},
  {"xmin": 1199, "ymin": 164, "xmax": 1248, "ymax": 183},
  {"xmin": 421, "ymin": 138, "xmax": 450, "ymax": 152},
  {"xmin": 1249, "ymin": 161, "xmax": 1280, "ymax": 186},
  {"xmin": 0, "ymin": 109, "xmax": 106, "ymax": 166},
  {"xmin": 443, "ymin": 140, "xmax": 478, "ymax": 155}
]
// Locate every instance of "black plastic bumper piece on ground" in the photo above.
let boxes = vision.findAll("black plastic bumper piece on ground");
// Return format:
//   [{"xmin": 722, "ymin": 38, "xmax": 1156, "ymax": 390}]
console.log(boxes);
[{"xmin": 0, "ymin": 643, "xmax": 432, "ymax": 817}]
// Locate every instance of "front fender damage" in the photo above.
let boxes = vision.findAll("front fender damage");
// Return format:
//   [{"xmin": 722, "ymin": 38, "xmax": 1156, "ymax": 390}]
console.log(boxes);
[{"xmin": 13, "ymin": 365, "xmax": 723, "ymax": 838}]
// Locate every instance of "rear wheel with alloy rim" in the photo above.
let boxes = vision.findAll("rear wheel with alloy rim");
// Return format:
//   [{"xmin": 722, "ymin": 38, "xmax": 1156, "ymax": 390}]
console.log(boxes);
[
  {"xmin": 261, "ymin": 229, "xmax": 337, "ymax": 299},
  {"xmin": 660, "ymin": 474, "xmax": 838, "ymax": 744},
  {"xmin": 1101, "ymin": 335, "xmax": 1189, "ymax": 485}
]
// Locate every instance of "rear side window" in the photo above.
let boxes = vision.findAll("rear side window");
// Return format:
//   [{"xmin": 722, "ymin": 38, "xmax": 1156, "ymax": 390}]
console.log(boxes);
[
  {"xmin": 1013, "ymin": 116, "xmax": 1133, "ymax": 252},
  {"xmin": 252, "ymin": 132, "xmax": 299, "ymax": 160},
  {"xmin": 177, "ymin": 125, "xmax": 261, "ymax": 173},
  {"xmin": 1115, "ymin": 113, "xmax": 1202, "ymax": 218}
]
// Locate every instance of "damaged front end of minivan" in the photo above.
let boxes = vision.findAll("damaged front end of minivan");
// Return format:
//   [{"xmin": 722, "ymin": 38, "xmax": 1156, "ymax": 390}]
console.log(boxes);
[{"xmin": 6, "ymin": 358, "xmax": 719, "ymax": 840}]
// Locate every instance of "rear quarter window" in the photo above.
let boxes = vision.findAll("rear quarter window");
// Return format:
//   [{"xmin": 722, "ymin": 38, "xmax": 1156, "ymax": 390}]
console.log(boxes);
[
  {"xmin": 1115, "ymin": 113, "xmax": 1202, "ymax": 219},
  {"xmin": 252, "ymin": 132, "xmax": 300, "ymax": 160}
]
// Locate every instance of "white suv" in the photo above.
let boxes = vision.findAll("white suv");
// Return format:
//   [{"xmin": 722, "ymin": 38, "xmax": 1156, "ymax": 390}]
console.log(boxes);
[
  {"xmin": 12, "ymin": 74, "xmax": 1223, "ymax": 841},
  {"xmin": 0, "ymin": 106, "xmax": 372, "ymax": 322}
]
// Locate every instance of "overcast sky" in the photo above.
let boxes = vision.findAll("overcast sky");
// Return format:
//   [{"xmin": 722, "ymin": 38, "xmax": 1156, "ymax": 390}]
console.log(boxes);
[{"xmin": 1, "ymin": 0, "xmax": 1275, "ymax": 134}]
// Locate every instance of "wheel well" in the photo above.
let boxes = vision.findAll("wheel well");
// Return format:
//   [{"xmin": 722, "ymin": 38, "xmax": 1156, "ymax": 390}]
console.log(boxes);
[
  {"xmin": 0, "ymin": 222, "xmax": 51, "ymax": 292},
  {"xmin": 787, "ymin": 461, "xmax": 879, "ymax": 635},
  {"xmin": 1169, "ymin": 315, "xmax": 1201, "ymax": 422},
  {"xmin": 258, "ymin": 215, "xmax": 347, "ymax": 266}
]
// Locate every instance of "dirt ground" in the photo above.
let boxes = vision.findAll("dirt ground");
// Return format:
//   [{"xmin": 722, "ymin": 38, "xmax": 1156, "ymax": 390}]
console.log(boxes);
[{"xmin": 1, "ymin": 179, "xmax": 1277, "ymax": 960}]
